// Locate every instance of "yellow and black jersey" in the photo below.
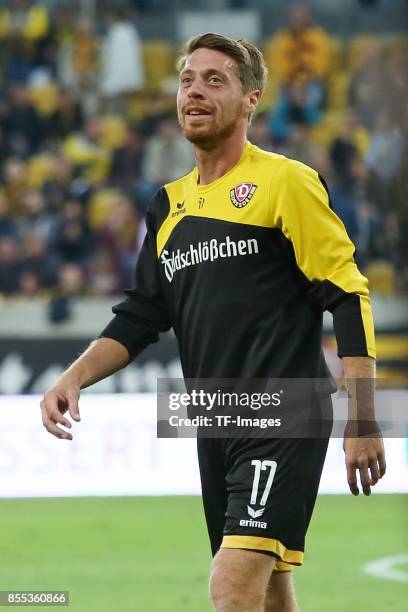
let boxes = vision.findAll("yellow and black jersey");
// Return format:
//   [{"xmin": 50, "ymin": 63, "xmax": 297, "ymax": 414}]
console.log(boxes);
[{"xmin": 100, "ymin": 142, "xmax": 375, "ymax": 380}]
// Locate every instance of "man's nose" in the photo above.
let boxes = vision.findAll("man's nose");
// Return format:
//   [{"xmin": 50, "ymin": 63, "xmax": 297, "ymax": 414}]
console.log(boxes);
[{"xmin": 187, "ymin": 79, "xmax": 205, "ymax": 98}]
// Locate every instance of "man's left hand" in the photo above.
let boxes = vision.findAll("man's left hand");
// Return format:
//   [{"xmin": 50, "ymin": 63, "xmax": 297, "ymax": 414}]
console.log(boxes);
[{"xmin": 343, "ymin": 435, "xmax": 386, "ymax": 496}]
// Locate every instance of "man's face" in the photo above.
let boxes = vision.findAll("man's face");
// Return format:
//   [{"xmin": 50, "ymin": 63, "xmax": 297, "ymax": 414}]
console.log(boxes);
[
  {"xmin": 289, "ymin": 5, "xmax": 311, "ymax": 33},
  {"xmin": 177, "ymin": 47, "xmax": 254, "ymax": 149}
]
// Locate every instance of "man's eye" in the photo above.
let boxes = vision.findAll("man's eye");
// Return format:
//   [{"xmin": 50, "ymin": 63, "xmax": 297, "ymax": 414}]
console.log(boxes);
[
  {"xmin": 209, "ymin": 76, "xmax": 222, "ymax": 84},
  {"xmin": 181, "ymin": 77, "xmax": 192, "ymax": 84}
]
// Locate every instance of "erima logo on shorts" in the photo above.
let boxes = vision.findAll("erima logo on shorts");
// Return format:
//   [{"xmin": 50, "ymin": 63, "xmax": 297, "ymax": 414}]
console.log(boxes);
[
  {"xmin": 239, "ymin": 505, "xmax": 267, "ymax": 529},
  {"xmin": 160, "ymin": 236, "xmax": 259, "ymax": 283},
  {"xmin": 239, "ymin": 518, "xmax": 268, "ymax": 529}
]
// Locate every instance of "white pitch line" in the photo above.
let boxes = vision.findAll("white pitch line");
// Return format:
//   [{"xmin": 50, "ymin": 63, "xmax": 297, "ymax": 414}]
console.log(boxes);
[{"xmin": 363, "ymin": 553, "xmax": 408, "ymax": 584}]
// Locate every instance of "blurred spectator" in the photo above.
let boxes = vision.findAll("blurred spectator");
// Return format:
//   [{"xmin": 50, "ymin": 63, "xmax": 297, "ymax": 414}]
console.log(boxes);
[
  {"xmin": 307, "ymin": 145, "xmax": 332, "ymax": 181},
  {"xmin": 139, "ymin": 77, "xmax": 182, "ymax": 137},
  {"xmin": 25, "ymin": 152, "xmax": 59, "ymax": 189},
  {"xmin": 71, "ymin": 17, "xmax": 98, "ymax": 91},
  {"xmin": 383, "ymin": 211, "xmax": 403, "ymax": 271},
  {"xmin": 355, "ymin": 198, "xmax": 384, "ymax": 268},
  {"xmin": 0, "ymin": 1, "xmax": 51, "ymax": 83},
  {"xmin": 365, "ymin": 110, "xmax": 404, "ymax": 183},
  {"xmin": 330, "ymin": 109, "xmax": 369, "ymax": 181},
  {"xmin": 49, "ymin": 88, "xmax": 84, "ymax": 140},
  {"xmin": 330, "ymin": 137, "xmax": 359, "ymax": 186},
  {"xmin": 278, "ymin": 125, "xmax": 316, "ymax": 166},
  {"xmin": 329, "ymin": 130, "xmax": 384, "ymax": 266},
  {"xmin": 2, "ymin": 157, "xmax": 28, "ymax": 214},
  {"xmin": 95, "ymin": 195, "xmax": 140, "ymax": 290},
  {"xmin": 265, "ymin": 3, "xmax": 330, "ymax": 116},
  {"xmin": 56, "ymin": 15, "xmax": 99, "ymax": 115},
  {"xmin": 268, "ymin": 84, "xmax": 321, "ymax": 143},
  {"xmin": 141, "ymin": 117, "xmax": 193, "ymax": 185},
  {"xmin": 38, "ymin": 156, "xmax": 74, "ymax": 220},
  {"xmin": 18, "ymin": 189, "xmax": 54, "ymax": 242},
  {"xmin": 3, "ymin": 37, "xmax": 33, "ymax": 85},
  {"xmin": 58, "ymin": 262, "xmax": 86, "ymax": 295},
  {"xmin": 88, "ymin": 249, "xmax": 123, "ymax": 296},
  {"xmin": 329, "ymin": 137, "xmax": 361, "ymax": 245},
  {"xmin": 0, "ymin": 1, "xmax": 49, "ymax": 43},
  {"xmin": 267, "ymin": 4, "xmax": 331, "ymax": 86},
  {"xmin": 48, "ymin": 262, "xmax": 87, "ymax": 322},
  {"xmin": 365, "ymin": 110, "xmax": 404, "ymax": 215},
  {"xmin": 99, "ymin": 9, "xmax": 144, "ymax": 111},
  {"xmin": 0, "ymin": 237, "xmax": 22, "ymax": 295},
  {"xmin": 348, "ymin": 41, "xmax": 388, "ymax": 129},
  {"xmin": 62, "ymin": 117, "xmax": 110, "ymax": 183},
  {"xmin": 248, "ymin": 113, "xmax": 273, "ymax": 151},
  {"xmin": 3, "ymin": 83, "xmax": 43, "ymax": 155},
  {"xmin": 21, "ymin": 233, "xmax": 56, "ymax": 289},
  {"xmin": 51, "ymin": 199, "xmax": 93, "ymax": 266},
  {"xmin": 110, "ymin": 125, "xmax": 144, "ymax": 190},
  {"xmin": 337, "ymin": 109, "xmax": 370, "ymax": 158},
  {"xmin": 0, "ymin": 122, "xmax": 8, "ymax": 166},
  {"xmin": 18, "ymin": 269, "xmax": 41, "ymax": 297},
  {"xmin": 0, "ymin": 192, "xmax": 19, "ymax": 240},
  {"xmin": 386, "ymin": 53, "xmax": 408, "ymax": 122}
]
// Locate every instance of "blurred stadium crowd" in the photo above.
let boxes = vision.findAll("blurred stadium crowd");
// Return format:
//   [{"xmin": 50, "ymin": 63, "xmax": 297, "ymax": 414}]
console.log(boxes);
[{"xmin": 0, "ymin": 0, "xmax": 406, "ymax": 304}]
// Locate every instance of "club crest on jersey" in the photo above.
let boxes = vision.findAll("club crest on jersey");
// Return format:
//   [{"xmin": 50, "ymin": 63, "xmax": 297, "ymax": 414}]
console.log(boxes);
[{"xmin": 230, "ymin": 182, "xmax": 257, "ymax": 208}]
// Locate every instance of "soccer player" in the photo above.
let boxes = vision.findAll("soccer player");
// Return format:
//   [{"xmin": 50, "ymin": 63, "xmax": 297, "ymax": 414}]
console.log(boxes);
[{"xmin": 40, "ymin": 33, "xmax": 386, "ymax": 612}]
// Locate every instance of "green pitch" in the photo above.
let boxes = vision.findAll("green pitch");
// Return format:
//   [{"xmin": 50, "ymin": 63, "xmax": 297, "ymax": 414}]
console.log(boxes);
[{"xmin": 0, "ymin": 495, "xmax": 406, "ymax": 611}]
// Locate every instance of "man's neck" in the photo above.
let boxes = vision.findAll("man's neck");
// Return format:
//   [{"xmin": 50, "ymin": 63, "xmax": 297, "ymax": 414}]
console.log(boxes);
[{"xmin": 194, "ymin": 133, "xmax": 248, "ymax": 186}]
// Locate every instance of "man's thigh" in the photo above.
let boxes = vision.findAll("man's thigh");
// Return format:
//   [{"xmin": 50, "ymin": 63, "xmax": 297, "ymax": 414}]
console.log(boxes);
[
  {"xmin": 210, "ymin": 547, "xmax": 276, "ymax": 593},
  {"xmin": 265, "ymin": 569, "xmax": 298, "ymax": 612}
]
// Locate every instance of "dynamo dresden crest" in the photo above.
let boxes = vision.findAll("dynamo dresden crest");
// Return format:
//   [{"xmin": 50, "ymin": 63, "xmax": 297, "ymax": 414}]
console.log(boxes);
[{"xmin": 230, "ymin": 182, "xmax": 257, "ymax": 208}]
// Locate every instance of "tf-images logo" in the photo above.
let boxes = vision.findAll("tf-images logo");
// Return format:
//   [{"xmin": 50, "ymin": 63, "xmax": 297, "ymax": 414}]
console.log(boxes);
[{"xmin": 230, "ymin": 182, "xmax": 257, "ymax": 208}]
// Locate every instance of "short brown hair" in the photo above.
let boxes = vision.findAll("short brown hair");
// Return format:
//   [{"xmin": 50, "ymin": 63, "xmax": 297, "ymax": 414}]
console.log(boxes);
[{"xmin": 176, "ymin": 32, "xmax": 268, "ymax": 96}]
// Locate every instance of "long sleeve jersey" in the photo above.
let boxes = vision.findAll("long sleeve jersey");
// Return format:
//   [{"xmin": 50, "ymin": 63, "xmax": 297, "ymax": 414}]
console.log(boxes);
[{"xmin": 100, "ymin": 142, "xmax": 375, "ymax": 382}]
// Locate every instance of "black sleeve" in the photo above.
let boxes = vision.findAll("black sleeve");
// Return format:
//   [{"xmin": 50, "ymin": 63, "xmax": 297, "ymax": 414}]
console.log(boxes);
[{"xmin": 99, "ymin": 189, "xmax": 172, "ymax": 361}]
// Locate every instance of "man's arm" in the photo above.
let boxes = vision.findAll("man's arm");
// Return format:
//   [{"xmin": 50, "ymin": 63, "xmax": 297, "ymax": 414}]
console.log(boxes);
[
  {"xmin": 275, "ymin": 159, "xmax": 385, "ymax": 495},
  {"xmin": 41, "ymin": 189, "xmax": 172, "ymax": 441},
  {"xmin": 40, "ymin": 338, "xmax": 130, "ymax": 440},
  {"xmin": 342, "ymin": 356, "xmax": 386, "ymax": 496}
]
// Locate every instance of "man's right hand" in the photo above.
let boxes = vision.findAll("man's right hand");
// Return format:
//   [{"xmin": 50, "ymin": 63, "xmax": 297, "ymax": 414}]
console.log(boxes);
[
  {"xmin": 40, "ymin": 382, "xmax": 81, "ymax": 440},
  {"xmin": 39, "ymin": 338, "xmax": 130, "ymax": 440}
]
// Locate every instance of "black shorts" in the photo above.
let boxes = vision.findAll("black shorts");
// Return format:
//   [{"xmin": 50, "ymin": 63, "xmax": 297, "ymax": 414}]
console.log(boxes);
[{"xmin": 197, "ymin": 395, "xmax": 332, "ymax": 571}]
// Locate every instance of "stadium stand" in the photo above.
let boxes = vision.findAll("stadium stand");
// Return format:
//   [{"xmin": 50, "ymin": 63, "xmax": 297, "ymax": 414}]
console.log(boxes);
[{"xmin": 0, "ymin": 0, "xmax": 406, "ymax": 301}]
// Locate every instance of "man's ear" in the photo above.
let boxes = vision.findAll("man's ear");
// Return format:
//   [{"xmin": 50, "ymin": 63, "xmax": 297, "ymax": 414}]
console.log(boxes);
[{"xmin": 246, "ymin": 89, "xmax": 261, "ymax": 117}]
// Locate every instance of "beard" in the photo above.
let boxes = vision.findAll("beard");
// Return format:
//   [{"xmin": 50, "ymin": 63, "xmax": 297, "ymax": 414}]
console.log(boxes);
[{"xmin": 179, "ymin": 102, "xmax": 245, "ymax": 150}]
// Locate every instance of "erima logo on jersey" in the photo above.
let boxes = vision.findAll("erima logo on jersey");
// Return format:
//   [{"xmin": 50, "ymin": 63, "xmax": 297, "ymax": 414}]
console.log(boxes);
[
  {"xmin": 160, "ymin": 236, "xmax": 259, "ymax": 283},
  {"xmin": 172, "ymin": 201, "xmax": 186, "ymax": 218},
  {"xmin": 230, "ymin": 182, "xmax": 257, "ymax": 208},
  {"xmin": 239, "ymin": 518, "xmax": 268, "ymax": 529}
]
